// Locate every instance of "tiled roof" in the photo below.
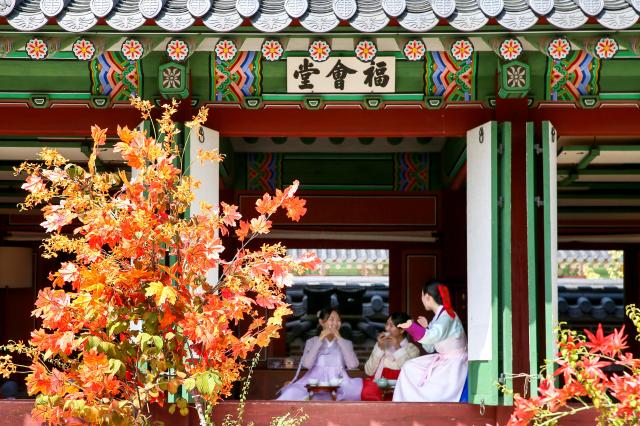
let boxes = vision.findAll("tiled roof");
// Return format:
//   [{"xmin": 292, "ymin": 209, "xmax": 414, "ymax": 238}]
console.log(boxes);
[
  {"xmin": 559, "ymin": 280, "xmax": 624, "ymax": 325},
  {"xmin": 1, "ymin": 0, "xmax": 638, "ymax": 33},
  {"xmin": 288, "ymin": 248, "xmax": 389, "ymax": 263},
  {"xmin": 558, "ymin": 250, "xmax": 616, "ymax": 263}
]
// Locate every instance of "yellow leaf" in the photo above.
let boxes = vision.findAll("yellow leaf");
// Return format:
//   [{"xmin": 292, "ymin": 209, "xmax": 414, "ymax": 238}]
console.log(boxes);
[
  {"xmin": 145, "ymin": 281, "xmax": 177, "ymax": 305},
  {"xmin": 159, "ymin": 286, "xmax": 177, "ymax": 305}
]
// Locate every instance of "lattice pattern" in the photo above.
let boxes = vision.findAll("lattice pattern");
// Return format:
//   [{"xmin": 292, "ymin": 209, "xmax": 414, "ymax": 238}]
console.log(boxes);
[
  {"xmin": 425, "ymin": 51, "xmax": 476, "ymax": 102},
  {"xmin": 247, "ymin": 153, "xmax": 281, "ymax": 191},
  {"xmin": 546, "ymin": 51, "xmax": 601, "ymax": 101},
  {"xmin": 90, "ymin": 52, "xmax": 142, "ymax": 101},
  {"xmin": 394, "ymin": 153, "xmax": 429, "ymax": 191},
  {"xmin": 213, "ymin": 51, "xmax": 262, "ymax": 102}
]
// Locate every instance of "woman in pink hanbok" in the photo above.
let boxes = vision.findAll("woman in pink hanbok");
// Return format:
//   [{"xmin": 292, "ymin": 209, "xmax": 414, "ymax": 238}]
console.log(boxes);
[
  {"xmin": 393, "ymin": 281, "xmax": 468, "ymax": 402},
  {"xmin": 276, "ymin": 308, "xmax": 362, "ymax": 401}
]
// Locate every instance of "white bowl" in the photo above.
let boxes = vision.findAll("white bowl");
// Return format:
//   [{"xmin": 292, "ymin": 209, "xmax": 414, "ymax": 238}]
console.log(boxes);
[
  {"xmin": 318, "ymin": 381, "xmax": 329, "ymax": 387},
  {"xmin": 329, "ymin": 379, "xmax": 341, "ymax": 386},
  {"xmin": 387, "ymin": 380, "xmax": 397, "ymax": 386},
  {"xmin": 307, "ymin": 379, "xmax": 318, "ymax": 385}
]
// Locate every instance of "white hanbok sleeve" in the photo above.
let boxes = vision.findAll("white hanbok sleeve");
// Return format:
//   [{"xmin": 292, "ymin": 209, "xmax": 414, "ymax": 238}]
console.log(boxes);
[
  {"xmin": 391, "ymin": 342, "xmax": 420, "ymax": 368},
  {"xmin": 364, "ymin": 344, "xmax": 385, "ymax": 376}
]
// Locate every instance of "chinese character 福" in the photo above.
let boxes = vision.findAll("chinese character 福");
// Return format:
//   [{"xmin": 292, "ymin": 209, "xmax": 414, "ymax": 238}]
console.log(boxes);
[
  {"xmin": 293, "ymin": 58, "xmax": 320, "ymax": 90},
  {"xmin": 363, "ymin": 60, "xmax": 390, "ymax": 88}
]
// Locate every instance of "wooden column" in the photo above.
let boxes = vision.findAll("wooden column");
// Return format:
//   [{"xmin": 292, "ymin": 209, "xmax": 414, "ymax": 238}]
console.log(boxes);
[{"xmin": 495, "ymin": 98, "xmax": 531, "ymax": 394}]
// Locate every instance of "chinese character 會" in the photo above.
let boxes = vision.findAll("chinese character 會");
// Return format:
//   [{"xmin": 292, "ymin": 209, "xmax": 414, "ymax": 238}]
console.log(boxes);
[
  {"xmin": 363, "ymin": 60, "xmax": 389, "ymax": 88},
  {"xmin": 325, "ymin": 59, "xmax": 357, "ymax": 90},
  {"xmin": 293, "ymin": 58, "xmax": 320, "ymax": 90}
]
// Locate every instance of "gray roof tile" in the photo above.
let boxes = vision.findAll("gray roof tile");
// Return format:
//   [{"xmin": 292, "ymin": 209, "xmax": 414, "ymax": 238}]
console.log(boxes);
[{"xmin": 4, "ymin": 0, "xmax": 637, "ymax": 31}]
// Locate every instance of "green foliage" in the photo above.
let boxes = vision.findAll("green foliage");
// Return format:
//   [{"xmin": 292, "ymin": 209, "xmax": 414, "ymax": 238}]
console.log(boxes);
[{"xmin": 217, "ymin": 354, "xmax": 308, "ymax": 426}]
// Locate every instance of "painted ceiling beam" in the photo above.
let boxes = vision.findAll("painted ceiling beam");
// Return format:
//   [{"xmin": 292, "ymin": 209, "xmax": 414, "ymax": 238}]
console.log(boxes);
[
  {"xmin": 559, "ymin": 172, "xmax": 578, "ymax": 187},
  {"xmin": 558, "ymin": 190, "xmax": 640, "ymax": 199},
  {"xmin": 576, "ymin": 147, "xmax": 601, "ymax": 170},
  {"xmin": 570, "ymin": 169, "xmax": 640, "ymax": 176},
  {"xmin": 561, "ymin": 145, "xmax": 640, "ymax": 152},
  {"xmin": 559, "ymin": 147, "xmax": 601, "ymax": 186},
  {"xmin": 563, "ymin": 182, "xmax": 640, "ymax": 190}
]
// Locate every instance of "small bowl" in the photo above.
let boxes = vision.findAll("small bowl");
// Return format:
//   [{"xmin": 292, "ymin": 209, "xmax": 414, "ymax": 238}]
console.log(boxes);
[
  {"xmin": 307, "ymin": 379, "xmax": 318, "ymax": 386},
  {"xmin": 375, "ymin": 378, "xmax": 388, "ymax": 388},
  {"xmin": 329, "ymin": 378, "xmax": 342, "ymax": 386},
  {"xmin": 318, "ymin": 381, "xmax": 329, "ymax": 387},
  {"xmin": 387, "ymin": 380, "xmax": 397, "ymax": 386}
]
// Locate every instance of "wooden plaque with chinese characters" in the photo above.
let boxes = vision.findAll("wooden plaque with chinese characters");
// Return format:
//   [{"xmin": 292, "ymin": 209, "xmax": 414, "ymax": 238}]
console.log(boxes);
[{"xmin": 286, "ymin": 57, "xmax": 396, "ymax": 93}]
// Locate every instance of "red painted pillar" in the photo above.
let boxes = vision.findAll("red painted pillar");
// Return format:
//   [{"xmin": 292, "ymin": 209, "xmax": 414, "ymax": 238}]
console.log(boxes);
[{"xmin": 495, "ymin": 98, "xmax": 531, "ymax": 392}]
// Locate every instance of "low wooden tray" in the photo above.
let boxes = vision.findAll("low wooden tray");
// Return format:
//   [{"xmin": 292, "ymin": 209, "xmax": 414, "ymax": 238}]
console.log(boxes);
[{"xmin": 305, "ymin": 384, "xmax": 341, "ymax": 401}]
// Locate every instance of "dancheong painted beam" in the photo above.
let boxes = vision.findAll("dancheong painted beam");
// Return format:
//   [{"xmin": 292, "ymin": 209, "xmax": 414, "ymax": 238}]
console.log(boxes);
[{"xmin": 0, "ymin": 0, "xmax": 639, "ymax": 33}]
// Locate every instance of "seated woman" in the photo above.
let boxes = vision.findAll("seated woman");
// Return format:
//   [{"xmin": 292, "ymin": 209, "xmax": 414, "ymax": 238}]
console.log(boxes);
[
  {"xmin": 393, "ymin": 281, "xmax": 468, "ymax": 402},
  {"xmin": 361, "ymin": 312, "xmax": 420, "ymax": 401},
  {"xmin": 276, "ymin": 308, "xmax": 362, "ymax": 401}
]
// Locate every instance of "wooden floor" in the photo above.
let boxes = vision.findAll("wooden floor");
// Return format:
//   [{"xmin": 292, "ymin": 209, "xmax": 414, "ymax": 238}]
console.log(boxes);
[{"xmin": 0, "ymin": 400, "xmax": 598, "ymax": 426}]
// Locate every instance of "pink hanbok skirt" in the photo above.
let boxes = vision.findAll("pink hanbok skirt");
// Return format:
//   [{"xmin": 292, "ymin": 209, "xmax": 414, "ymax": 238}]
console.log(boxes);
[{"xmin": 392, "ymin": 336, "xmax": 468, "ymax": 402}]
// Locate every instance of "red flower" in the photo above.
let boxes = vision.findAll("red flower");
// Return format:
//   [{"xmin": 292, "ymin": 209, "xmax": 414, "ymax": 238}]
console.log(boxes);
[
  {"xmin": 584, "ymin": 324, "xmax": 608, "ymax": 352},
  {"xmin": 584, "ymin": 324, "xmax": 628, "ymax": 357},
  {"xmin": 561, "ymin": 379, "xmax": 587, "ymax": 399},
  {"xmin": 618, "ymin": 351, "xmax": 640, "ymax": 369},
  {"xmin": 578, "ymin": 356, "xmax": 610, "ymax": 382},
  {"xmin": 538, "ymin": 378, "xmax": 566, "ymax": 412},
  {"xmin": 609, "ymin": 373, "xmax": 640, "ymax": 419},
  {"xmin": 508, "ymin": 395, "xmax": 542, "ymax": 425},
  {"xmin": 607, "ymin": 326, "xmax": 628, "ymax": 356}
]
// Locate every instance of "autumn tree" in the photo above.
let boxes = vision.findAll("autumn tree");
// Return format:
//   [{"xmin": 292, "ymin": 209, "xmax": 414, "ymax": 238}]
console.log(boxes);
[{"xmin": 0, "ymin": 98, "xmax": 318, "ymax": 425}]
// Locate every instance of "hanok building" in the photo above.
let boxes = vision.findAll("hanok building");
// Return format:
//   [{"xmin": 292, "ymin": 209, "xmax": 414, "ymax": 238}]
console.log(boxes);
[{"xmin": 1, "ymin": 0, "xmax": 640, "ymax": 422}]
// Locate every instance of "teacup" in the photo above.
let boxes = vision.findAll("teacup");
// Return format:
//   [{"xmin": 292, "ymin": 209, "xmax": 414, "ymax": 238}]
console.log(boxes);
[
  {"xmin": 308, "ymin": 379, "xmax": 318, "ymax": 386},
  {"xmin": 375, "ymin": 378, "xmax": 388, "ymax": 388},
  {"xmin": 387, "ymin": 379, "xmax": 397, "ymax": 386}
]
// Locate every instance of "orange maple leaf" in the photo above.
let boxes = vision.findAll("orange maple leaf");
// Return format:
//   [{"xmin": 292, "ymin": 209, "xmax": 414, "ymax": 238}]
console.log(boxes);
[
  {"xmin": 91, "ymin": 125, "xmax": 107, "ymax": 146},
  {"xmin": 159, "ymin": 309, "xmax": 177, "ymax": 330},
  {"xmin": 255, "ymin": 294, "xmax": 278, "ymax": 309},
  {"xmin": 255, "ymin": 194, "xmax": 278, "ymax": 215},
  {"xmin": 26, "ymin": 363, "xmax": 53, "ymax": 395},
  {"xmin": 249, "ymin": 216, "xmax": 272, "ymax": 235},
  {"xmin": 116, "ymin": 125, "xmax": 135, "ymax": 144},
  {"xmin": 235, "ymin": 220, "xmax": 251, "ymax": 241},
  {"xmin": 221, "ymin": 202, "xmax": 242, "ymax": 227},
  {"xmin": 282, "ymin": 197, "xmax": 307, "ymax": 222}
]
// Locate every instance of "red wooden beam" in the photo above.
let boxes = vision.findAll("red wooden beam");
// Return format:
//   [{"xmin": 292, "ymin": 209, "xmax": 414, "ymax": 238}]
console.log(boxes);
[
  {"xmin": 206, "ymin": 105, "xmax": 494, "ymax": 137},
  {"xmin": 3, "ymin": 102, "xmax": 640, "ymax": 138},
  {"xmin": 238, "ymin": 192, "xmax": 438, "ymax": 227},
  {"xmin": 0, "ymin": 104, "xmax": 494, "ymax": 138},
  {"xmin": 530, "ymin": 105, "xmax": 640, "ymax": 136},
  {"xmin": 0, "ymin": 105, "xmax": 142, "ymax": 137}
]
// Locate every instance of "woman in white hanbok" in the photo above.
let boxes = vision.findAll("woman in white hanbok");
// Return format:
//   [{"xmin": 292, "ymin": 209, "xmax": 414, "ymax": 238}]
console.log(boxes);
[{"xmin": 393, "ymin": 281, "xmax": 468, "ymax": 402}]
